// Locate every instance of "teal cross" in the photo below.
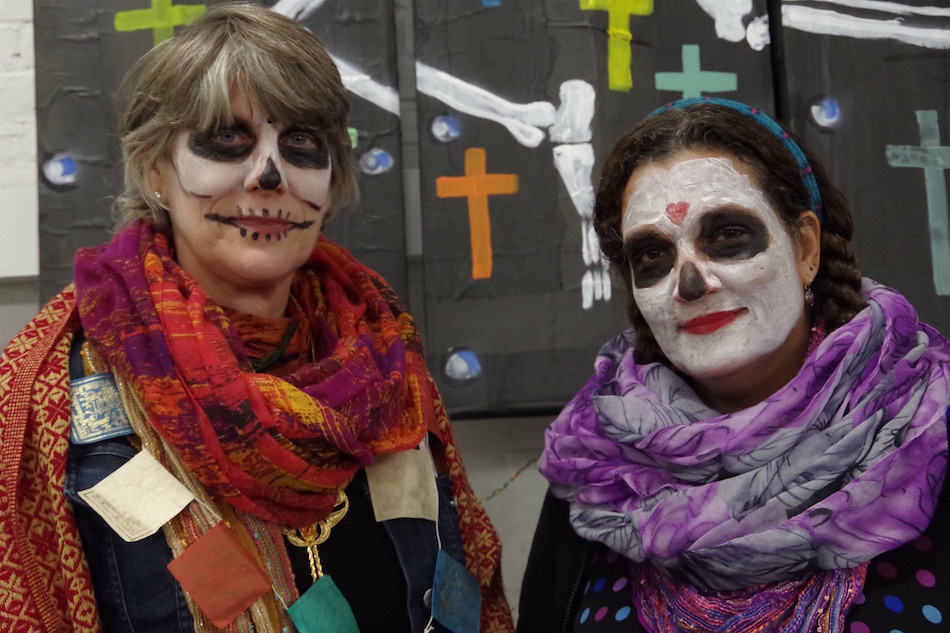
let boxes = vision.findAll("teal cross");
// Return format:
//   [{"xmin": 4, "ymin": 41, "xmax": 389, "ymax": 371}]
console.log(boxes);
[
  {"xmin": 115, "ymin": 0, "xmax": 206, "ymax": 46},
  {"xmin": 655, "ymin": 44, "xmax": 737, "ymax": 99},
  {"xmin": 886, "ymin": 110, "xmax": 950, "ymax": 295}
]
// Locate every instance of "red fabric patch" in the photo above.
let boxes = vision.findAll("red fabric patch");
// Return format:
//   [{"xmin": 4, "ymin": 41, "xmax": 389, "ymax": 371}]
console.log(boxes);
[{"xmin": 166, "ymin": 522, "xmax": 271, "ymax": 627}]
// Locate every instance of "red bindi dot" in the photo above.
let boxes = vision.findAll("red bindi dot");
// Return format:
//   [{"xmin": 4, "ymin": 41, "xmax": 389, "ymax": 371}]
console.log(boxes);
[{"xmin": 666, "ymin": 201, "xmax": 689, "ymax": 225}]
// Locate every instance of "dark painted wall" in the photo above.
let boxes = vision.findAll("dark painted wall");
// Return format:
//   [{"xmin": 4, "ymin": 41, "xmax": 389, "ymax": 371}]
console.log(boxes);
[{"xmin": 34, "ymin": 0, "xmax": 950, "ymax": 415}]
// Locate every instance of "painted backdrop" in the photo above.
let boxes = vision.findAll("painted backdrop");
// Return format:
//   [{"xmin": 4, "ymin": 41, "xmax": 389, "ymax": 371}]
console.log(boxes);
[{"xmin": 33, "ymin": 0, "xmax": 950, "ymax": 415}]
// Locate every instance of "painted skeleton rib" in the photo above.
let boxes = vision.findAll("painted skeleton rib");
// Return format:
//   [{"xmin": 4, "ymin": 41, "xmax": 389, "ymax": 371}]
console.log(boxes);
[
  {"xmin": 784, "ymin": 6, "xmax": 950, "ymax": 48},
  {"xmin": 697, "ymin": 0, "xmax": 950, "ymax": 49}
]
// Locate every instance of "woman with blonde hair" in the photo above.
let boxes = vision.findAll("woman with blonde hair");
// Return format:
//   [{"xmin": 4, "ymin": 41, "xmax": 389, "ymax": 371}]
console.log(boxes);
[{"xmin": 0, "ymin": 4, "xmax": 512, "ymax": 631}]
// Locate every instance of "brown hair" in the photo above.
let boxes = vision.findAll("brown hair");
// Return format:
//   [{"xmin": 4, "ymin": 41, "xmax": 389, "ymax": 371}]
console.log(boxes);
[
  {"xmin": 594, "ymin": 102, "xmax": 865, "ymax": 363},
  {"xmin": 114, "ymin": 2, "xmax": 357, "ymax": 229}
]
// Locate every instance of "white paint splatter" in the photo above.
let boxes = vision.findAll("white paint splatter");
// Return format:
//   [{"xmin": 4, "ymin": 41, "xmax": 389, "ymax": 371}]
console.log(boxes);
[
  {"xmin": 269, "ymin": 0, "xmax": 328, "ymax": 22},
  {"xmin": 746, "ymin": 15, "xmax": 771, "ymax": 51},
  {"xmin": 694, "ymin": 0, "xmax": 753, "ymax": 43},
  {"xmin": 782, "ymin": 5, "xmax": 950, "ymax": 49},
  {"xmin": 550, "ymin": 80, "xmax": 595, "ymax": 144},
  {"xmin": 553, "ymin": 144, "xmax": 595, "ymax": 221},
  {"xmin": 332, "ymin": 54, "xmax": 401, "ymax": 116},
  {"xmin": 694, "ymin": 0, "xmax": 950, "ymax": 50},
  {"xmin": 415, "ymin": 62, "xmax": 556, "ymax": 148},
  {"xmin": 582, "ymin": 270, "xmax": 594, "ymax": 310}
]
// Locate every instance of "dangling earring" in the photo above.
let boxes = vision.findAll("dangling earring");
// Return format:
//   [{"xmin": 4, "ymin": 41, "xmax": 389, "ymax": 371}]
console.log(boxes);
[{"xmin": 804, "ymin": 285, "xmax": 815, "ymax": 308}]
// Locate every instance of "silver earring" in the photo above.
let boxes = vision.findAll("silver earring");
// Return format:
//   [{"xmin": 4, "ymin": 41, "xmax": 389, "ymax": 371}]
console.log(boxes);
[{"xmin": 153, "ymin": 191, "xmax": 162, "ymax": 200}]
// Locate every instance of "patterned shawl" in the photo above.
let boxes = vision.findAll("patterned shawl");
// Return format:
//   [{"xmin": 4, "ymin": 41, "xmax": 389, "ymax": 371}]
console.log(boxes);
[
  {"xmin": 541, "ymin": 280, "xmax": 950, "ymax": 594},
  {"xmin": 0, "ymin": 221, "xmax": 512, "ymax": 632}
]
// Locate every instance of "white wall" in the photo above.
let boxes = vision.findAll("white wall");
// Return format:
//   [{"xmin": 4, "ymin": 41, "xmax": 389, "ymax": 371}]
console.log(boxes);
[
  {"xmin": 0, "ymin": 0, "xmax": 40, "ymax": 347},
  {"xmin": 0, "ymin": 0, "xmax": 38, "ymax": 279}
]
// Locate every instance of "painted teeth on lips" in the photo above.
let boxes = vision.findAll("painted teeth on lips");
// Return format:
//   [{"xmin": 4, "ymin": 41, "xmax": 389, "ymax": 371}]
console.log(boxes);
[
  {"xmin": 233, "ymin": 207, "xmax": 295, "ymax": 242},
  {"xmin": 238, "ymin": 206, "xmax": 288, "ymax": 220},
  {"xmin": 680, "ymin": 309, "xmax": 744, "ymax": 335}
]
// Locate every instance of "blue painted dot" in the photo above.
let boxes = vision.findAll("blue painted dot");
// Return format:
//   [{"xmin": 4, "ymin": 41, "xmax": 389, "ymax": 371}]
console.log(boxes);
[
  {"xmin": 358, "ymin": 148, "xmax": 394, "ymax": 175},
  {"xmin": 593, "ymin": 577, "xmax": 606, "ymax": 592},
  {"xmin": 579, "ymin": 608, "xmax": 590, "ymax": 624},
  {"xmin": 615, "ymin": 606, "xmax": 632, "ymax": 621},
  {"xmin": 431, "ymin": 115, "xmax": 461, "ymax": 143},
  {"xmin": 809, "ymin": 97, "xmax": 841, "ymax": 129},
  {"xmin": 883, "ymin": 595, "xmax": 904, "ymax": 613},
  {"xmin": 443, "ymin": 348, "xmax": 482, "ymax": 383},
  {"xmin": 923, "ymin": 605, "xmax": 943, "ymax": 624},
  {"xmin": 888, "ymin": 629, "xmax": 904, "ymax": 633},
  {"xmin": 42, "ymin": 153, "xmax": 78, "ymax": 186}
]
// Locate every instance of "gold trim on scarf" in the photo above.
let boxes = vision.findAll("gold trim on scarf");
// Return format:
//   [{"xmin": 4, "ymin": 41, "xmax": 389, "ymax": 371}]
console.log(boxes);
[{"xmin": 84, "ymin": 342, "xmax": 298, "ymax": 632}]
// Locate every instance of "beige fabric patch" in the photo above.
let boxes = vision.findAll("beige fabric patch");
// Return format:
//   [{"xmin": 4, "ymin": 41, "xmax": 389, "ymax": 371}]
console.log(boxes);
[
  {"xmin": 365, "ymin": 448, "xmax": 439, "ymax": 522},
  {"xmin": 79, "ymin": 450, "xmax": 194, "ymax": 542}
]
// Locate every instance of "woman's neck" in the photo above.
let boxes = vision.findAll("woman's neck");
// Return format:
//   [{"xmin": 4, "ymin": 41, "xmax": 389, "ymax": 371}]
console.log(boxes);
[
  {"xmin": 200, "ymin": 276, "xmax": 294, "ymax": 319},
  {"xmin": 688, "ymin": 318, "xmax": 813, "ymax": 413}
]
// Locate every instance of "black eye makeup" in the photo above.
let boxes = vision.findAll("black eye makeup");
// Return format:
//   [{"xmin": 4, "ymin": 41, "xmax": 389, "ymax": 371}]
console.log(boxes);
[
  {"xmin": 189, "ymin": 125, "xmax": 255, "ymax": 161},
  {"xmin": 279, "ymin": 128, "xmax": 330, "ymax": 170},
  {"xmin": 699, "ymin": 209, "xmax": 769, "ymax": 261},
  {"xmin": 624, "ymin": 230, "xmax": 676, "ymax": 288}
]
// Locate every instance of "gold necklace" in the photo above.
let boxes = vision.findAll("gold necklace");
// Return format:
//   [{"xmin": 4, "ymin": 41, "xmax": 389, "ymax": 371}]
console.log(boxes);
[{"xmin": 283, "ymin": 491, "xmax": 349, "ymax": 583}]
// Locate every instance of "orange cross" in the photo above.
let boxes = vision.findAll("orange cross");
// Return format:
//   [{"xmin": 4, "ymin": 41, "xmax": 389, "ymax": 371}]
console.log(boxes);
[{"xmin": 436, "ymin": 148, "xmax": 518, "ymax": 279}]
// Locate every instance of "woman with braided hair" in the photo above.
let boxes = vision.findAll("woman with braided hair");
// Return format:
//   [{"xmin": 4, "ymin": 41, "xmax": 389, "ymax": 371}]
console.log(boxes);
[
  {"xmin": 0, "ymin": 4, "xmax": 511, "ymax": 632},
  {"xmin": 518, "ymin": 98, "xmax": 950, "ymax": 632}
]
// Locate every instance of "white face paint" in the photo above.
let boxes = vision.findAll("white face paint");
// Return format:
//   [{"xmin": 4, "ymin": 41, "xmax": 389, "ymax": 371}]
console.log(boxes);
[
  {"xmin": 621, "ymin": 153, "xmax": 805, "ymax": 382},
  {"xmin": 154, "ymin": 85, "xmax": 332, "ymax": 311}
]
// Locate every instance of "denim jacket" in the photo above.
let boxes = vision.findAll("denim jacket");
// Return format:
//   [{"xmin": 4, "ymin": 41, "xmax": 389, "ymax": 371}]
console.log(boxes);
[{"xmin": 64, "ymin": 344, "xmax": 466, "ymax": 633}]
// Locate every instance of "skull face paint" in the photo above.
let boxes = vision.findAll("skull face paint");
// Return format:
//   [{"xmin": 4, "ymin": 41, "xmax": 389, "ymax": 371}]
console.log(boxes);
[
  {"xmin": 154, "ymin": 85, "xmax": 332, "ymax": 308},
  {"xmin": 621, "ymin": 154, "xmax": 805, "ymax": 383}
]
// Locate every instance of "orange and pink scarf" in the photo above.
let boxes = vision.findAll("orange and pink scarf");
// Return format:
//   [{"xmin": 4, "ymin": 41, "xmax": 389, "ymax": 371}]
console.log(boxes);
[{"xmin": 0, "ymin": 221, "xmax": 512, "ymax": 631}]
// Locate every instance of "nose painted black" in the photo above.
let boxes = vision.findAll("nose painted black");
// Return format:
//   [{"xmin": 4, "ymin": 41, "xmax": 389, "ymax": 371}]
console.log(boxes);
[
  {"xmin": 678, "ymin": 262, "xmax": 709, "ymax": 301},
  {"xmin": 258, "ymin": 158, "xmax": 281, "ymax": 190}
]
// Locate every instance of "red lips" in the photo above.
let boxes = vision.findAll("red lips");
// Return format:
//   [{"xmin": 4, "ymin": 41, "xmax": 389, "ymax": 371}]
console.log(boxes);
[{"xmin": 680, "ymin": 309, "xmax": 744, "ymax": 335}]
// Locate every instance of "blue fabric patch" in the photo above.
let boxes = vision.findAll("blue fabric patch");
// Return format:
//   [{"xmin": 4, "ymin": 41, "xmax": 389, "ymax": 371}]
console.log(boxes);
[
  {"xmin": 70, "ymin": 373, "xmax": 134, "ymax": 444},
  {"xmin": 432, "ymin": 549, "xmax": 481, "ymax": 633}
]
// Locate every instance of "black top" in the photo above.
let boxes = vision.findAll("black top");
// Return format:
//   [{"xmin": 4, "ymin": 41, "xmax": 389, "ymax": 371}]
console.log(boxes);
[
  {"xmin": 517, "ymin": 484, "xmax": 950, "ymax": 632},
  {"xmin": 286, "ymin": 471, "xmax": 410, "ymax": 633}
]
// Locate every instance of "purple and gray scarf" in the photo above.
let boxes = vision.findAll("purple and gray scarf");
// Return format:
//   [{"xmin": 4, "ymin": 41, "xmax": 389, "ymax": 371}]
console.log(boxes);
[{"xmin": 541, "ymin": 280, "xmax": 950, "ymax": 592}]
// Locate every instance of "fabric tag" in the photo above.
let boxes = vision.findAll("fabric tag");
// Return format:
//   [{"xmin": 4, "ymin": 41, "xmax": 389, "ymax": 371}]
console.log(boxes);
[
  {"xmin": 78, "ymin": 450, "xmax": 194, "ymax": 542},
  {"xmin": 287, "ymin": 574, "xmax": 360, "ymax": 633},
  {"xmin": 70, "ymin": 373, "xmax": 134, "ymax": 444},
  {"xmin": 432, "ymin": 549, "xmax": 481, "ymax": 633},
  {"xmin": 365, "ymin": 447, "xmax": 438, "ymax": 522},
  {"xmin": 166, "ymin": 522, "xmax": 271, "ymax": 628}
]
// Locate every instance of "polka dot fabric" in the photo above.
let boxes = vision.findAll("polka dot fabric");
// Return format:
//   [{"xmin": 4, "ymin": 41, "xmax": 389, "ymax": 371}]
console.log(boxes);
[
  {"xmin": 568, "ymin": 492, "xmax": 949, "ymax": 632},
  {"xmin": 574, "ymin": 549, "xmax": 638, "ymax": 631},
  {"xmin": 845, "ymin": 523, "xmax": 949, "ymax": 632}
]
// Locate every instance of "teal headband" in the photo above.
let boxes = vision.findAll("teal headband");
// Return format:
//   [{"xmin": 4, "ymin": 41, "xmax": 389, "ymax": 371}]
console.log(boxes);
[{"xmin": 651, "ymin": 97, "xmax": 824, "ymax": 224}]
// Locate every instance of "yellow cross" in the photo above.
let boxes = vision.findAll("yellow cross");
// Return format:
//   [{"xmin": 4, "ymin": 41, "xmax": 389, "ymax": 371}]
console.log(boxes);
[
  {"xmin": 115, "ymin": 0, "xmax": 206, "ymax": 46},
  {"xmin": 580, "ymin": 0, "xmax": 653, "ymax": 92}
]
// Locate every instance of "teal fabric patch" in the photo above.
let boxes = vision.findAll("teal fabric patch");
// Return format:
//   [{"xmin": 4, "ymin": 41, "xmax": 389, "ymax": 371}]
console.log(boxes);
[
  {"xmin": 432, "ymin": 549, "xmax": 481, "ymax": 633},
  {"xmin": 288, "ymin": 575, "xmax": 360, "ymax": 633},
  {"xmin": 70, "ymin": 373, "xmax": 134, "ymax": 444}
]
